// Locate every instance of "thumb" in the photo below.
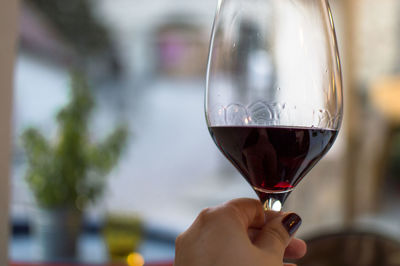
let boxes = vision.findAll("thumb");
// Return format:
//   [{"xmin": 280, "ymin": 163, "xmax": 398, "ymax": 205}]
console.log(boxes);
[{"xmin": 254, "ymin": 212, "xmax": 302, "ymax": 257}]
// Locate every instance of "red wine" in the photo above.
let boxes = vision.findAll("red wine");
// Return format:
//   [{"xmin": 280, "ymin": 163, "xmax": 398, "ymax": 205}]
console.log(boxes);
[{"xmin": 209, "ymin": 126, "xmax": 338, "ymax": 201}]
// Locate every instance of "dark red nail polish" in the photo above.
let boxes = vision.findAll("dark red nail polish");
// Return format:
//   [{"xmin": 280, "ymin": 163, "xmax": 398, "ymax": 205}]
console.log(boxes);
[{"xmin": 282, "ymin": 213, "xmax": 302, "ymax": 236}]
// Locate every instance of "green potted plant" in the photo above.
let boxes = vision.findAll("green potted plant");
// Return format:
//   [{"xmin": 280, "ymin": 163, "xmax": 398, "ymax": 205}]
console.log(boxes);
[{"xmin": 21, "ymin": 72, "xmax": 128, "ymax": 261}]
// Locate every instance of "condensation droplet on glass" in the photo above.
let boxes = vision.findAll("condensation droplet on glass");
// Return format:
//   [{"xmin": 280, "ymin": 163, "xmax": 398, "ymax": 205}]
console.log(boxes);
[
  {"xmin": 277, "ymin": 87, "xmax": 281, "ymax": 91},
  {"xmin": 282, "ymin": 103, "xmax": 286, "ymax": 109},
  {"xmin": 294, "ymin": 106, "xmax": 297, "ymax": 110}
]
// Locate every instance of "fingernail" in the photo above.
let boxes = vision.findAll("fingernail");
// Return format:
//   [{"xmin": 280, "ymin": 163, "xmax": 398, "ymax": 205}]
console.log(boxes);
[{"xmin": 282, "ymin": 213, "xmax": 302, "ymax": 236}]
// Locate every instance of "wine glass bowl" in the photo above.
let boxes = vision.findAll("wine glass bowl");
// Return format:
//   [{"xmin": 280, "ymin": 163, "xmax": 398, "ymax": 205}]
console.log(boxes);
[{"xmin": 206, "ymin": 0, "xmax": 343, "ymax": 211}]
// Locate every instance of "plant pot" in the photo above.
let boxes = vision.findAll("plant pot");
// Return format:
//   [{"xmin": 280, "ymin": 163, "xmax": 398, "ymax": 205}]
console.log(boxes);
[{"xmin": 33, "ymin": 207, "xmax": 82, "ymax": 262}]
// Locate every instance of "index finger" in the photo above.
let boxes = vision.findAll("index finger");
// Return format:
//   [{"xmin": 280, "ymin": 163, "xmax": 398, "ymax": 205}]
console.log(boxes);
[{"xmin": 221, "ymin": 198, "xmax": 266, "ymax": 230}]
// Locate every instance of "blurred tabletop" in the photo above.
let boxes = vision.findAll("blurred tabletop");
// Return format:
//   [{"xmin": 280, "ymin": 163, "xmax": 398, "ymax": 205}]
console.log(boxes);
[{"xmin": 293, "ymin": 230, "xmax": 400, "ymax": 266}]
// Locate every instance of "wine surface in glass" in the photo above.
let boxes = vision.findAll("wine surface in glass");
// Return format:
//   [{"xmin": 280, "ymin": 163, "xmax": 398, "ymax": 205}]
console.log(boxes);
[{"xmin": 209, "ymin": 126, "xmax": 338, "ymax": 202}]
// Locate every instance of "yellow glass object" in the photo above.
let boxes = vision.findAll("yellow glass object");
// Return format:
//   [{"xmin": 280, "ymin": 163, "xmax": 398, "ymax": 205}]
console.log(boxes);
[{"xmin": 103, "ymin": 214, "xmax": 143, "ymax": 262}]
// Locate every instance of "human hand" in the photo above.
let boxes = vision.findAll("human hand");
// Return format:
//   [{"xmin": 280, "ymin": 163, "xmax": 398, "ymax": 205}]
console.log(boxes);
[{"xmin": 174, "ymin": 198, "xmax": 306, "ymax": 266}]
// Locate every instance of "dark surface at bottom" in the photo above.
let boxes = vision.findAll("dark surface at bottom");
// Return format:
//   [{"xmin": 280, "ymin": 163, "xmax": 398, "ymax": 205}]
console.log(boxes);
[{"xmin": 291, "ymin": 230, "xmax": 400, "ymax": 266}]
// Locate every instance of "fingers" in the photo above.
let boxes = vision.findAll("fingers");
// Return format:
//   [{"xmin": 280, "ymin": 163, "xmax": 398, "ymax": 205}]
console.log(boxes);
[
  {"xmin": 254, "ymin": 212, "xmax": 302, "ymax": 257},
  {"xmin": 249, "ymin": 229, "xmax": 307, "ymax": 259},
  {"xmin": 224, "ymin": 203, "xmax": 305, "ymax": 260},
  {"xmin": 264, "ymin": 210, "xmax": 284, "ymax": 223},
  {"xmin": 284, "ymin": 238, "xmax": 307, "ymax": 259},
  {"xmin": 221, "ymin": 198, "xmax": 266, "ymax": 230},
  {"xmin": 248, "ymin": 228, "xmax": 260, "ymax": 242}
]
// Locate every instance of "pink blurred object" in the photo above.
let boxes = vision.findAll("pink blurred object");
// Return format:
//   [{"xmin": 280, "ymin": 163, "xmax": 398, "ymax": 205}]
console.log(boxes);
[{"xmin": 11, "ymin": 261, "xmax": 173, "ymax": 266}]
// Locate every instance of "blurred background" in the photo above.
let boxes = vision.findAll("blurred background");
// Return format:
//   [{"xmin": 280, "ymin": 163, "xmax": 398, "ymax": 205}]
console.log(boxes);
[{"xmin": 9, "ymin": 0, "xmax": 400, "ymax": 265}]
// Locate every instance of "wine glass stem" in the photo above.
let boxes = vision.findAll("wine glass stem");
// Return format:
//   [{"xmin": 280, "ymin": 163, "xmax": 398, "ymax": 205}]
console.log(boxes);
[{"xmin": 263, "ymin": 196, "xmax": 283, "ymax": 211}]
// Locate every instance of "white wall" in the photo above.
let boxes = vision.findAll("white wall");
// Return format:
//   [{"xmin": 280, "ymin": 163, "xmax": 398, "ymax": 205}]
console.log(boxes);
[
  {"xmin": 94, "ymin": 0, "xmax": 217, "ymax": 78},
  {"xmin": 0, "ymin": 0, "xmax": 18, "ymax": 263}
]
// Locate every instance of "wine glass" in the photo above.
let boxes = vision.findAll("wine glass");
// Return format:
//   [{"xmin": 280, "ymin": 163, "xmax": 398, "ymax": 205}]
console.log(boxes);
[{"xmin": 205, "ymin": 0, "xmax": 343, "ymax": 211}]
